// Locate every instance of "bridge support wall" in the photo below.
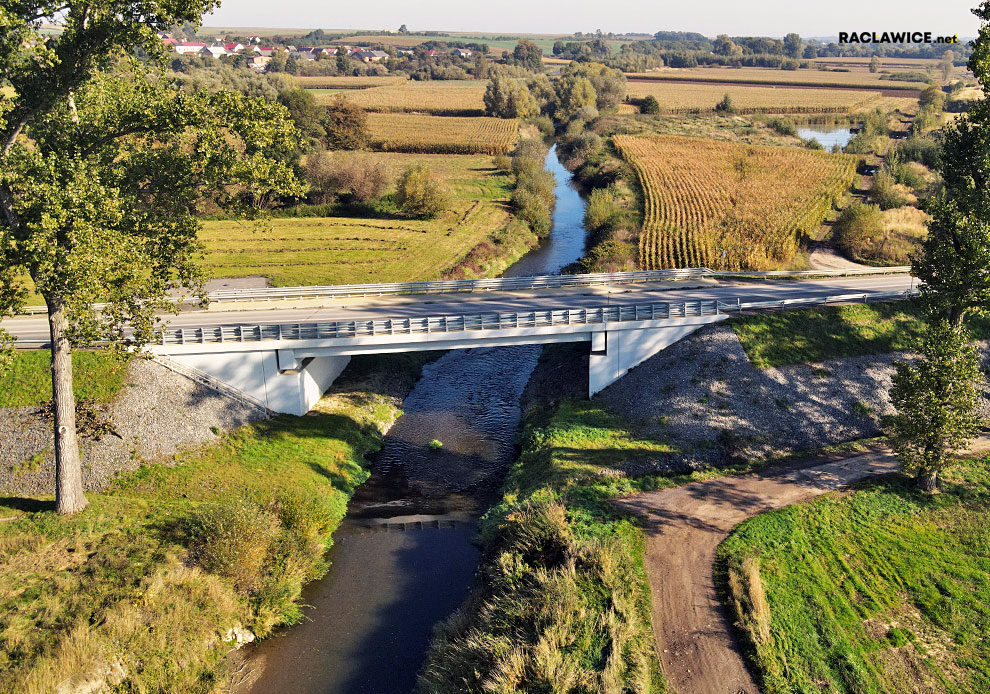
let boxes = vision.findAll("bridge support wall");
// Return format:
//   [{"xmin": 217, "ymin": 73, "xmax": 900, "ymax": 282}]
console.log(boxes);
[{"xmin": 588, "ymin": 315, "xmax": 727, "ymax": 396}]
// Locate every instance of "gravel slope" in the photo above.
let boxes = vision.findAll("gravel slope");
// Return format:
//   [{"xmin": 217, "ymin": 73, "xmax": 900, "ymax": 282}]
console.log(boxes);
[{"xmin": 0, "ymin": 358, "xmax": 265, "ymax": 497}]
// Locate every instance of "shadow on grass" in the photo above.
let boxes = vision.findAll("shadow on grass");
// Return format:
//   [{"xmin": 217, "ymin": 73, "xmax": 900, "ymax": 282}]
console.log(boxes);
[{"xmin": 0, "ymin": 497, "xmax": 55, "ymax": 513}]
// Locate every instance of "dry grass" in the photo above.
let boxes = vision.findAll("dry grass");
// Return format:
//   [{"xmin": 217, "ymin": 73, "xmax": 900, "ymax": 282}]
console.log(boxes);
[
  {"xmin": 836, "ymin": 204, "xmax": 927, "ymax": 266},
  {"xmin": 728, "ymin": 556, "xmax": 773, "ymax": 647},
  {"xmin": 627, "ymin": 66, "xmax": 924, "ymax": 89},
  {"xmin": 293, "ymin": 75, "xmax": 406, "ymax": 89},
  {"xmin": 331, "ymin": 80, "xmax": 488, "ymax": 116},
  {"xmin": 329, "ymin": 34, "xmax": 431, "ymax": 47},
  {"xmin": 365, "ymin": 113, "xmax": 518, "ymax": 154},
  {"xmin": 614, "ymin": 133, "xmax": 857, "ymax": 269},
  {"xmin": 625, "ymin": 81, "xmax": 892, "ymax": 114}
]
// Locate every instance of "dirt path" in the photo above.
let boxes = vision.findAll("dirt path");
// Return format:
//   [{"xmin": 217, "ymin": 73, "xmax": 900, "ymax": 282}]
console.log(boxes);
[{"xmin": 616, "ymin": 439, "xmax": 990, "ymax": 694}]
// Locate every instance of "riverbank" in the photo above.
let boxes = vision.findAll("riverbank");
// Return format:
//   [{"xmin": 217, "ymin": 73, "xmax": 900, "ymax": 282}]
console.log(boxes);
[{"xmin": 0, "ymin": 352, "xmax": 437, "ymax": 694}]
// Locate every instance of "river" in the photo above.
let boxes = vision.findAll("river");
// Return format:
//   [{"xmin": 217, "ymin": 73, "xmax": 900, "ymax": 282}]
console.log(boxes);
[{"xmin": 234, "ymin": 145, "xmax": 588, "ymax": 694}]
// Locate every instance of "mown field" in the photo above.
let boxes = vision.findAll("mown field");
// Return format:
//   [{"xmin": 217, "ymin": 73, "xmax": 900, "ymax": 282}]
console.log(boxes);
[
  {"xmin": 626, "ymin": 66, "xmax": 925, "ymax": 90},
  {"xmin": 331, "ymin": 80, "xmax": 488, "ymax": 115},
  {"xmin": 614, "ymin": 133, "xmax": 858, "ymax": 269},
  {"xmin": 625, "ymin": 81, "xmax": 906, "ymax": 114},
  {"xmin": 199, "ymin": 154, "xmax": 520, "ymax": 285},
  {"xmin": 365, "ymin": 113, "xmax": 518, "ymax": 154},
  {"xmin": 293, "ymin": 75, "xmax": 406, "ymax": 89},
  {"xmin": 719, "ymin": 455, "xmax": 990, "ymax": 693}
]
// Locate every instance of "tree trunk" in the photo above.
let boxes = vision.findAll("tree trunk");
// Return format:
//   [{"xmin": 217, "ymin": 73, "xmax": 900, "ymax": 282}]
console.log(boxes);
[
  {"xmin": 916, "ymin": 468, "xmax": 939, "ymax": 494},
  {"xmin": 47, "ymin": 295, "xmax": 88, "ymax": 514}
]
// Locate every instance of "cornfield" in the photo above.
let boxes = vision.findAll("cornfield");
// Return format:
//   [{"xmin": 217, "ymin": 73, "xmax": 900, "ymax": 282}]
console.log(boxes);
[
  {"xmin": 625, "ymin": 81, "xmax": 891, "ymax": 114},
  {"xmin": 365, "ymin": 113, "xmax": 518, "ymax": 154},
  {"xmin": 294, "ymin": 75, "xmax": 407, "ymax": 89},
  {"xmin": 332, "ymin": 80, "xmax": 488, "ymax": 116},
  {"xmin": 625, "ymin": 67, "xmax": 924, "ymax": 90},
  {"xmin": 615, "ymin": 134, "xmax": 858, "ymax": 270}
]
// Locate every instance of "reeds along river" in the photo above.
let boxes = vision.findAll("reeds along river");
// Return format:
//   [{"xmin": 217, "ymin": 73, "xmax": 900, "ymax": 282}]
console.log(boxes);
[{"xmin": 235, "ymin": 145, "xmax": 588, "ymax": 694}]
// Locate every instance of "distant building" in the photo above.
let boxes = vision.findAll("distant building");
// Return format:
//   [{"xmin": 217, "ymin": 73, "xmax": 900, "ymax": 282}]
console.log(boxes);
[
  {"xmin": 247, "ymin": 55, "xmax": 272, "ymax": 72},
  {"xmin": 223, "ymin": 42, "xmax": 245, "ymax": 53},
  {"xmin": 257, "ymin": 46, "xmax": 276, "ymax": 57},
  {"xmin": 174, "ymin": 42, "xmax": 207, "ymax": 55},
  {"xmin": 452, "ymin": 48, "xmax": 473, "ymax": 58},
  {"xmin": 355, "ymin": 49, "xmax": 389, "ymax": 63},
  {"xmin": 199, "ymin": 45, "xmax": 229, "ymax": 58}
]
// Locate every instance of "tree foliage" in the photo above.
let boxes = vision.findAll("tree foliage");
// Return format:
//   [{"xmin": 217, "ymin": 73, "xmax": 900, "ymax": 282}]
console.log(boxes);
[
  {"xmin": 320, "ymin": 95, "xmax": 368, "ymax": 149},
  {"xmin": 395, "ymin": 164, "xmax": 451, "ymax": 218},
  {"xmin": 890, "ymin": 321, "xmax": 983, "ymax": 491},
  {"xmin": 483, "ymin": 74, "xmax": 537, "ymax": 119}
]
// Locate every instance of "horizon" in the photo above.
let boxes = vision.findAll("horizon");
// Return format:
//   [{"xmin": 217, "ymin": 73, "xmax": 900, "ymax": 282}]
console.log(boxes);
[{"xmin": 203, "ymin": 0, "xmax": 982, "ymax": 40}]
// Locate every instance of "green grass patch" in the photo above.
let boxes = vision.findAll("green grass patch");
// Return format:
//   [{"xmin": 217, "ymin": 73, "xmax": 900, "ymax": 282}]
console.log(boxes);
[
  {"xmin": 718, "ymin": 455, "xmax": 990, "ymax": 693},
  {"xmin": 731, "ymin": 300, "xmax": 990, "ymax": 368},
  {"xmin": 417, "ymin": 399, "xmax": 672, "ymax": 693},
  {"xmin": 0, "ymin": 353, "xmax": 429, "ymax": 693},
  {"xmin": 0, "ymin": 350, "xmax": 131, "ymax": 407}
]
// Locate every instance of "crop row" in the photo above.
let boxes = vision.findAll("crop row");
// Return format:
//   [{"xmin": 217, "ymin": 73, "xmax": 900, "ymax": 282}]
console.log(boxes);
[
  {"xmin": 365, "ymin": 113, "xmax": 518, "ymax": 155},
  {"xmin": 625, "ymin": 81, "xmax": 891, "ymax": 114},
  {"xmin": 614, "ymin": 134, "xmax": 858, "ymax": 270}
]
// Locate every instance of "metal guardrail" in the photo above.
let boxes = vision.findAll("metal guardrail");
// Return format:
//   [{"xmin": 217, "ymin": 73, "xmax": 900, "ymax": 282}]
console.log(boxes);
[
  {"xmin": 154, "ymin": 289, "xmax": 919, "ymax": 346},
  {"xmin": 17, "ymin": 267, "xmax": 913, "ymax": 314}
]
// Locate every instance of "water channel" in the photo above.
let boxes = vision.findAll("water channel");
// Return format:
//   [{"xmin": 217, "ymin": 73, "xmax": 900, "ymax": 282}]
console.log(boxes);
[
  {"xmin": 797, "ymin": 126, "xmax": 854, "ymax": 150},
  {"xmin": 236, "ymin": 145, "xmax": 588, "ymax": 694}
]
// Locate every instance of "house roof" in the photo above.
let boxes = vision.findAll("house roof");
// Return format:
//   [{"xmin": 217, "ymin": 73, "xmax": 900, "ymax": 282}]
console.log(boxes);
[{"xmin": 178, "ymin": 42, "xmax": 206, "ymax": 47}]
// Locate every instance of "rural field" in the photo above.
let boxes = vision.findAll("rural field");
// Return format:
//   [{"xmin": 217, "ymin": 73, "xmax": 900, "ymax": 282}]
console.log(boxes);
[
  {"xmin": 626, "ymin": 66, "xmax": 926, "ymax": 90},
  {"xmin": 615, "ymin": 133, "xmax": 858, "ymax": 269},
  {"xmin": 331, "ymin": 80, "xmax": 488, "ymax": 115},
  {"xmin": 291, "ymin": 75, "xmax": 407, "ymax": 89},
  {"xmin": 365, "ymin": 113, "xmax": 518, "ymax": 154},
  {"xmin": 624, "ymin": 81, "xmax": 907, "ymax": 114},
  {"xmin": 199, "ymin": 153, "xmax": 519, "ymax": 285}
]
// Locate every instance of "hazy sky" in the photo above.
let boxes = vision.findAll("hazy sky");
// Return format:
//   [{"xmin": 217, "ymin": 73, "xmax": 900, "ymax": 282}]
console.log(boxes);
[{"xmin": 205, "ymin": 0, "xmax": 981, "ymax": 39}]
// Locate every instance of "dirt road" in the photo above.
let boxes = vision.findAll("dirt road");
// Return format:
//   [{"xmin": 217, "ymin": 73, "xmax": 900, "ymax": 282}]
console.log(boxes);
[{"xmin": 616, "ymin": 440, "xmax": 990, "ymax": 694}]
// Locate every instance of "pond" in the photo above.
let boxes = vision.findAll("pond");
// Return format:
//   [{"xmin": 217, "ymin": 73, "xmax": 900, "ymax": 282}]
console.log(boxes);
[{"xmin": 797, "ymin": 127, "xmax": 854, "ymax": 150}]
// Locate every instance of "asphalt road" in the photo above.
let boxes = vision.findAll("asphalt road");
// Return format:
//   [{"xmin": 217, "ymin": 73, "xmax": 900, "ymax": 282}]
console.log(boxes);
[{"xmin": 2, "ymin": 275, "xmax": 916, "ymax": 346}]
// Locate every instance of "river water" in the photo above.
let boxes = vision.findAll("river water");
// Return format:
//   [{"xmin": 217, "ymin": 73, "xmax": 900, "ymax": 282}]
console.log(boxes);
[{"xmin": 236, "ymin": 146, "xmax": 588, "ymax": 694}]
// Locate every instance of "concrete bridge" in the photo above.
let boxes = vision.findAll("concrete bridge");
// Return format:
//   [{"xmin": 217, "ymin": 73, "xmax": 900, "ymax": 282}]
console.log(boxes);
[{"xmin": 2, "ymin": 269, "xmax": 917, "ymax": 416}]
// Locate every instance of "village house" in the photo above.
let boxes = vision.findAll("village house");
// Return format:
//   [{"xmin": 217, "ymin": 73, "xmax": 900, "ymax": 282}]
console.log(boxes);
[
  {"xmin": 223, "ymin": 42, "xmax": 245, "ymax": 54},
  {"xmin": 199, "ymin": 45, "xmax": 229, "ymax": 58},
  {"xmin": 452, "ymin": 48, "xmax": 473, "ymax": 58},
  {"xmin": 247, "ymin": 55, "xmax": 272, "ymax": 72},
  {"xmin": 355, "ymin": 49, "xmax": 389, "ymax": 62},
  {"xmin": 173, "ymin": 41, "xmax": 206, "ymax": 54}
]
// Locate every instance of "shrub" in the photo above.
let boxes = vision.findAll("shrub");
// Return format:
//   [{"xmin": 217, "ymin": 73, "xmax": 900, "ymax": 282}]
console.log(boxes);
[
  {"xmin": 305, "ymin": 150, "xmax": 393, "ymax": 204},
  {"xmin": 640, "ymin": 95, "xmax": 660, "ymax": 114},
  {"xmin": 869, "ymin": 169, "xmax": 910, "ymax": 209},
  {"xmin": 493, "ymin": 154, "xmax": 512, "ymax": 171},
  {"xmin": 512, "ymin": 187, "xmax": 553, "ymax": 235},
  {"xmin": 715, "ymin": 92, "xmax": 736, "ymax": 113},
  {"xmin": 766, "ymin": 117, "xmax": 797, "ymax": 136},
  {"xmin": 321, "ymin": 95, "xmax": 368, "ymax": 150},
  {"xmin": 832, "ymin": 202, "xmax": 924, "ymax": 265},
  {"xmin": 395, "ymin": 164, "xmax": 452, "ymax": 218},
  {"xmin": 584, "ymin": 185, "xmax": 622, "ymax": 233},
  {"xmin": 188, "ymin": 497, "xmax": 280, "ymax": 593}
]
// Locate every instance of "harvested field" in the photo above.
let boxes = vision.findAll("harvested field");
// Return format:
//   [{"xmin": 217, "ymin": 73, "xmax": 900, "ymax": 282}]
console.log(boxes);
[
  {"xmin": 331, "ymin": 80, "xmax": 488, "ymax": 115},
  {"xmin": 293, "ymin": 75, "xmax": 407, "ymax": 89},
  {"xmin": 365, "ymin": 113, "xmax": 518, "ymax": 154},
  {"xmin": 625, "ymin": 81, "xmax": 892, "ymax": 114},
  {"xmin": 615, "ymin": 134, "xmax": 857, "ymax": 269},
  {"xmin": 329, "ymin": 34, "xmax": 431, "ymax": 47},
  {"xmin": 626, "ymin": 66, "xmax": 925, "ymax": 90}
]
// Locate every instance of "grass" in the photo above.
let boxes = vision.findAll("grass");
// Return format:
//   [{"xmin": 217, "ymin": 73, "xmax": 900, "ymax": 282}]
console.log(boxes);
[
  {"xmin": 365, "ymin": 113, "xmax": 519, "ymax": 154},
  {"xmin": 835, "ymin": 204, "xmax": 928, "ymax": 266},
  {"xmin": 624, "ymin": 82, "xmax": 900, "ymax": 114},
  {"xmin": 332, "ymin": 80, "xmax": 489, "ymax": 116},
  {"xmin": 417, "ymin": 398, "xmax": 674, "ymax": 693},
  {"xmin": 0, "ymin": 352, "xmax": 434, "ymax": 693},
  {"xmin": 199, "ymin": 153, "xmax": 534, "ymax": 285},
  {"xmin": 718, "ymin": 454, "xmax": 990, "ymax": 693},
  {"xmin": 0, "ymin": 350, "xmax": 131, "ymax": 407},
  {"xmin": 730, "ymin": 300, "xmax": 990, "ymax": 368},
  {"xmin": 614, "ymin": 133, "xmax": 857, "ymax": 270}
]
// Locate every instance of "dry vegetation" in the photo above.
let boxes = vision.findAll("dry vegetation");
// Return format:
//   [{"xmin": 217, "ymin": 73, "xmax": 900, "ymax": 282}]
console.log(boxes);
[
  {"xmin": 331, "ymin": 80, "xmax": 488, "ymax": 116},
  {"xmin": 365, "ymin": 113, "xmax": 519, "ymax": 154},
  {"xmin": 625, "ymin": 81, "xmax": 895, "ymax": 114},
  {"xmin": 626, "ymin": 66, "xmax": 925, "ymax": 89},
  {"xmin": 329, "ymin": 34, "xmax": 431, "ymax": 47},
  {"xmin": 615, "ymin": 134, "xmax": 857, "ymax": 269},
  {"xmin": 293, "ymin": 75, "xmax": 407, "ymax": 89}
]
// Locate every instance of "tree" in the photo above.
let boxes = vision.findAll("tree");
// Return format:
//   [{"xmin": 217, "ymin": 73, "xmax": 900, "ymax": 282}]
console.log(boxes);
[
  {"xmin": 783, "ymin": 33, "xmax": 802, "ymax": 59},
  {"xmin": 919, "ymin": 83, "xmax": 947, "ymax": 110},
  {"xmin": 555, "ymin": 75, "xmax": 597, "ymax": 118},
  {"xmin": 561, "ymin": 62, "xmax": 626, "ymax": 112},
  {"xmin": 869, "ymin": 54, "xmax": 882, "ymax": 73},
  {"xmin": 715, "ymin": 93, "xmax": 736, "ymax": 113},
  {"xmin": 395, "ymin": 165, "xmax": 451, "ymax": 218},
  {"xmin": 398, "ymin": 24, "xmax": 409, "ymax": 34},
  {"xmin": 1, "ymin": 47, "xmax": 302, "ymax": 513},
  {"xmin": 512, "ymin": 40, "xmax": 543, "ymax": 72},
  {"xmin": 890, "ymin": 321, "xmax": 983, "ymax": 492},
  {"xmin": 940, "ymin": 50, "xmax": 956, "ymax": 81},
  {"xmin": 473, "ymin": 52, "xmax": 491, "ymax": 80},
  {"xmin": 483, "ymin": 75, "xmax": 536, "ymax": 119},
  {"xmin": 713, "ymin": 34, "xmax": 740, "ymax": 57},
  {"xmin": 640, "ymin": 95, "xmax": 660, "ymax": 114},
  {"xmin": 278, "ymin": 88, "xmax": 326, "ymax": 146},
  {"xmin": 321, "ymin": 96, "xmax": 368, "ymax": 149}
]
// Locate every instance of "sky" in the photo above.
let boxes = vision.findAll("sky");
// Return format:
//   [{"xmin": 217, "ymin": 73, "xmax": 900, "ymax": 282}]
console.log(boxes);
[{"xmin": 204, "ymin": 0, "xmax": 981, "ymax": 39}]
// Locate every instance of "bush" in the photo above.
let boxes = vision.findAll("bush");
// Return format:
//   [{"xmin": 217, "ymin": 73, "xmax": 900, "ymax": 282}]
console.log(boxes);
[
  {"xmin": 305, "ymin": 150, "xmax": 393, "ymax": 204},
  {"xmin": 893, "ymin": 135, "xmax": 939, "ymax": 168},
  {"xmin": 766, "ymin": 117, "xmax": 797, "ymax": 136},
  {"xmin": 493, "ymin": 154, "xmax": 512, "ymax": 171},
  {"xmin": 512, "ymin": 187, "xmax": 553, "ymax": 235},
  {"xmin": 395, "ymin": 164, "xmax": 452, "ymax": 218},
  {"xmin": 640, "ymin": 95, "xmax": 660, "ymax": 114},
  {"xmin": 832, "ymin": 202, "xmax": 924, "ymax": 266},
  {"xmin": 584, "ymin": 185, "xmax": 622, "ymax": 232},
  {"xmin": 715, "ymin": 92, "xmax": 736, "ymax": 113},
  {"xmin": 321, "ymin": 95, "xmax": 368, "ymax": 150},
  {"xmin": 869, "ymin": 169, "xmax": 909, "ymax": 210}
]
